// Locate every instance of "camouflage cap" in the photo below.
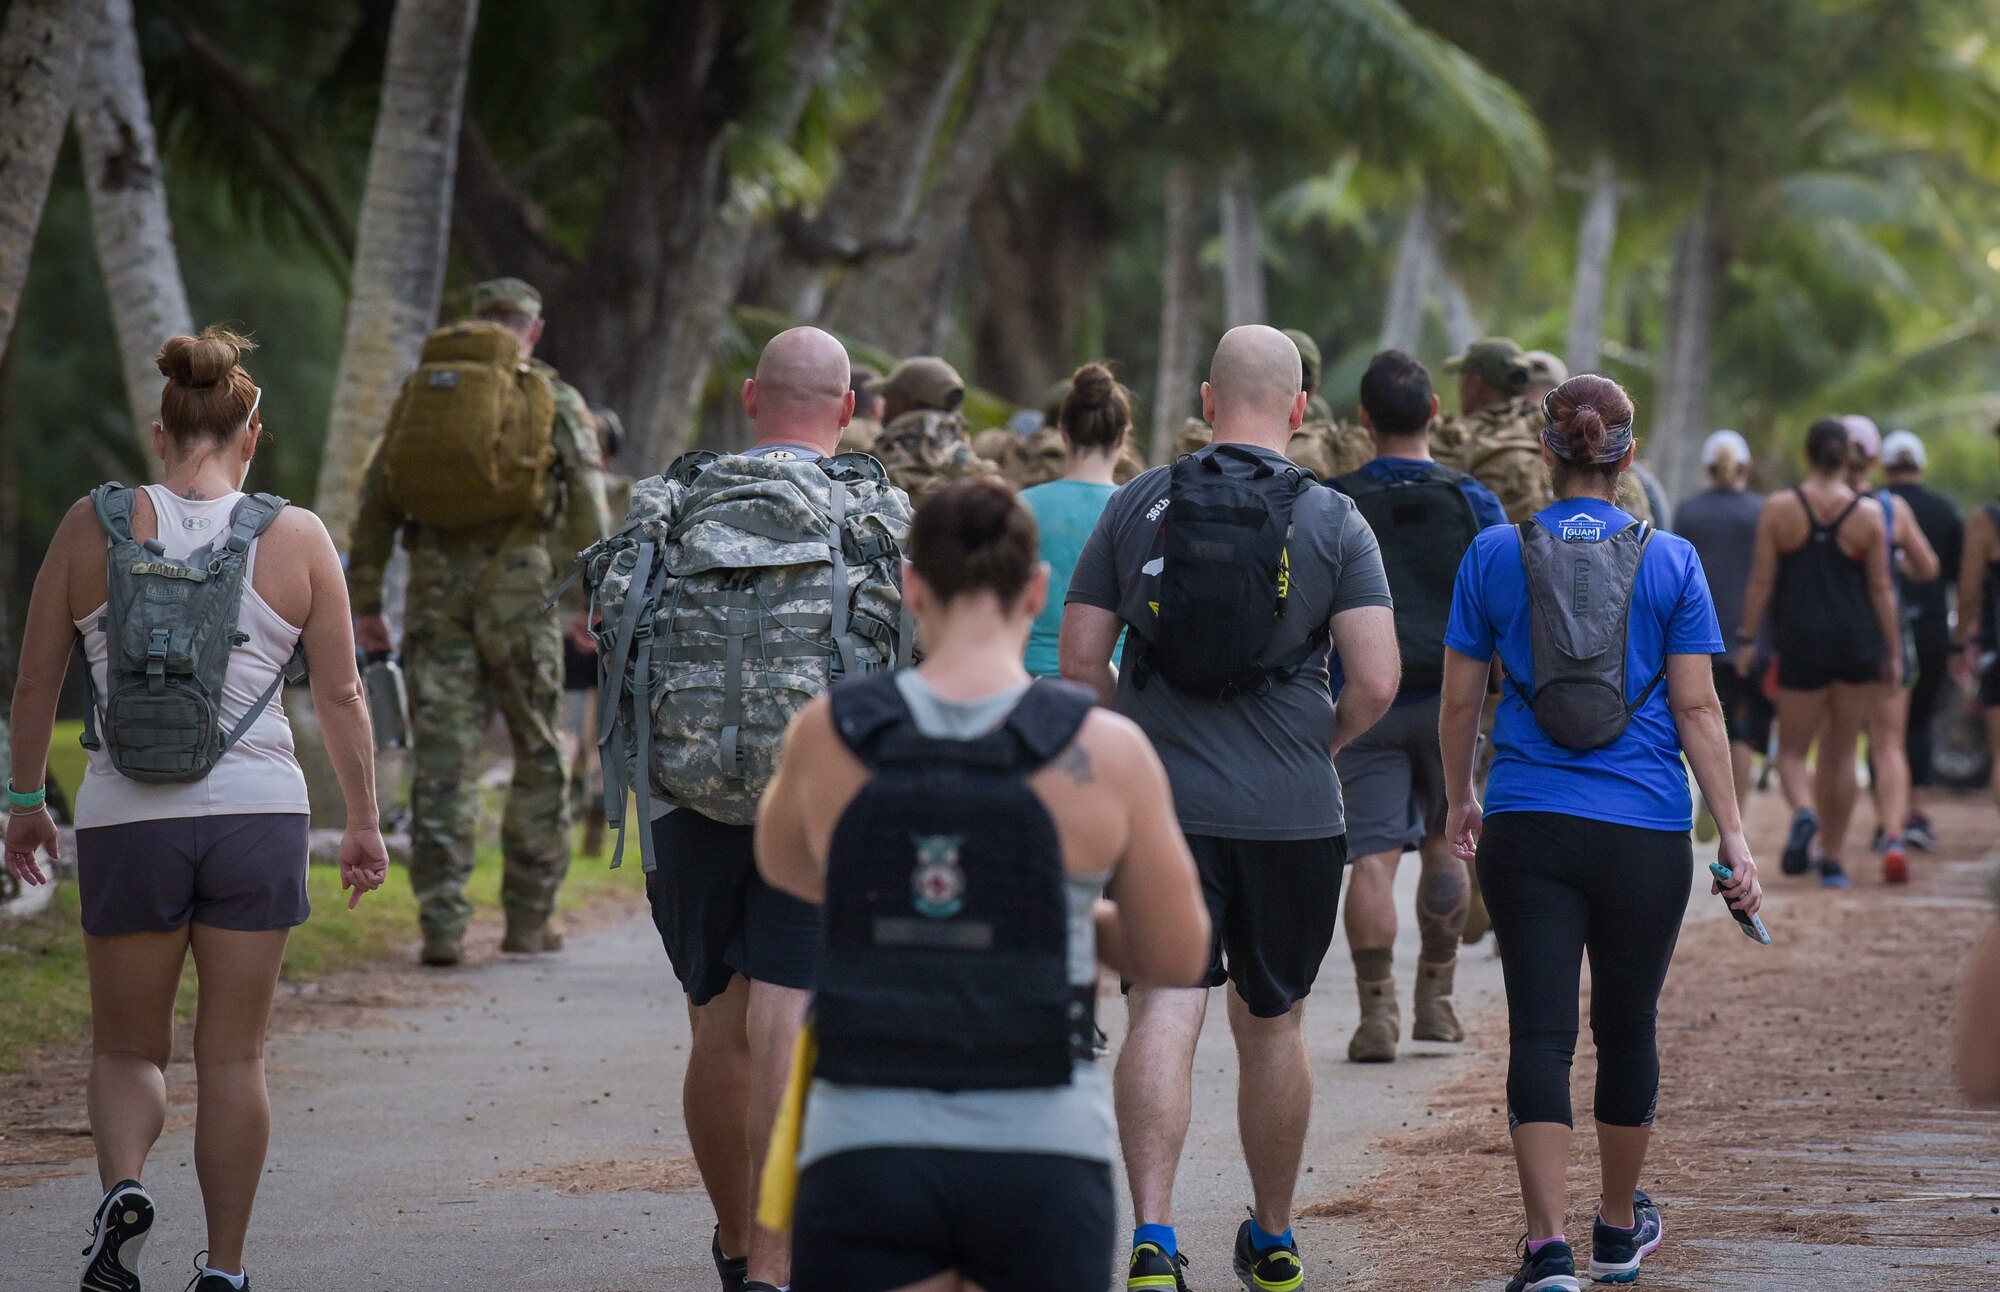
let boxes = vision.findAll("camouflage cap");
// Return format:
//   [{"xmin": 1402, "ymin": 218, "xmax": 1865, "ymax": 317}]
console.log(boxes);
[
  {"xmin": 883, "ymin": 356, "xmax": 965, "ymax": 411},
  {"xmin": 1283, "ymin": 329, "xmax": 1323, "ymax": 395},
  {"xmin": 1444, "ymin": 337, "xmax": 1529, "ymax": 393},
  {"xmin": 471, "ymin": 277, "xmax": 542, "ymax": 319},
  {"xmin": 1522, "ymin": 349, "xmax": 1568, "ymax": 386}
]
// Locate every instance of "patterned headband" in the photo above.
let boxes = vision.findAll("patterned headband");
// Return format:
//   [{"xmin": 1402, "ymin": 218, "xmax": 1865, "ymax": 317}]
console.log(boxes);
[{"xmin": 1541, "ymin": 387, "xmax": 1635, "ymax": 465}]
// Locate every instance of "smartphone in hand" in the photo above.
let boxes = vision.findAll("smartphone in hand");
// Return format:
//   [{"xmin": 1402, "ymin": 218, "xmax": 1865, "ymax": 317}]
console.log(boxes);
[{"xmin": 1709, "ymin": 861, "xmax": 1771, "ymax": 946}]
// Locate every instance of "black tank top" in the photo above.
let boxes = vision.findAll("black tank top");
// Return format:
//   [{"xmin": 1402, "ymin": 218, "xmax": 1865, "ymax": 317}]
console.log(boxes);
[{"xmin": 1774, "ymin": 487, "xmax": 1883, "ymax": 673}]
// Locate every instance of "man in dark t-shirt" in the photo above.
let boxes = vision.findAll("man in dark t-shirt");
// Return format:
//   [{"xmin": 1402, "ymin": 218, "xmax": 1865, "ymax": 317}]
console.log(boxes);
[
  {"xmin": 1882, "ymin": 430, "xmax": 1964, "ymax": 846},
  {"xmin": 1062, "ymin": 325, "xmax": 1397, "ymax": 1286}
]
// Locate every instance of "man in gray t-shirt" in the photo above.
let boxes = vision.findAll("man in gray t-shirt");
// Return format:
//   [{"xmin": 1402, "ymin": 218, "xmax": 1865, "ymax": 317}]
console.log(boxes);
[{"xmin": 1060, "ymin": 325, "xmax": 1398, "ymax": 1283}]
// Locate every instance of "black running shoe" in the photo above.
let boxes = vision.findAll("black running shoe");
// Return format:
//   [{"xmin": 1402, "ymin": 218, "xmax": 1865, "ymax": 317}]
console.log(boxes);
[
  {"xmin": 1507, "ymin": 1237, "xmax": 1581, "ymax": 1292},
  {"xmin": 1127, "ymin": 1241, "xmax": 1190, "ymax": 1291},
  {"xmin": 1819, "ymin": 857, "xmax": 1852, "ymax": 889},
  {"xmin": 182, "ymin": 1258, "xmax": 249, "ymax": 1292},
  {"xmin": 80, "ymin": 1180, "xmax": 154, "ymax": 1292},
  {"xmin": 1233, "ymin": 1215, "xmax": 1305, "ymax": 1292},
  {"xmin": 1588, "ymin": 1192, "xmax": 1663, "ymax": 1284},
  {"xmin": 1780, "ymin": 808, "xmax": 1819, "ymax": 876},
  {"xmin": 711, "ymin": 1228, "xmax": 746, "ymax": 1292}
]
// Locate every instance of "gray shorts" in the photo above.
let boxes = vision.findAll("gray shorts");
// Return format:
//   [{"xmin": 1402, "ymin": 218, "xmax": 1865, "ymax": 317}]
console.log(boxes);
[
  {"xmin": 1334, "ymin": 690, "xmax": 1446, "ymax": 859},
  {"xmin": 76, "ymin": 813, "xmax": 311, "ymax": 937}
]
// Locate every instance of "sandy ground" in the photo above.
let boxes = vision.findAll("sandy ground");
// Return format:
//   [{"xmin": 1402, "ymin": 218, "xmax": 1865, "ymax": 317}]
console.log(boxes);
[{"xmin": 3, "ymin": 789, "xmax": 1997, "ymax": 1289}]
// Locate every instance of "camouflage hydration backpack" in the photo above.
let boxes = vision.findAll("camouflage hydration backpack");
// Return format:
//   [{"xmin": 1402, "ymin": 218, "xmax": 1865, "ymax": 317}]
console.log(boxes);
[
  {"xmin": 380, "ymin": 321, "xmax": 557, "ymax": 531},
  {"xmin": 79, "ymin": 484, "xmax": 305, "ymax": 784},
  {"xmin": 579, "ymin": 452, "xmax": 913, "ymax": 868}
]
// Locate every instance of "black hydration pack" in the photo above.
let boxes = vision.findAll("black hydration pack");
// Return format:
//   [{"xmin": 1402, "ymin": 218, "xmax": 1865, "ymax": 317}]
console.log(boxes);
[
  {"xmin": 815, "ymin": 674, "xmax": 1097, "ymax": 1093},
  {"xmin": 1132, "ymin": 444, "xmax": 1322, "ymax": 700},
  {"xmin": 1511, "ymin": 517, "xmax": 1662, "ymax": 751},
  {"xmin": 1332, "ymin": 464, "xmax": 1480, "ymax": 693}
]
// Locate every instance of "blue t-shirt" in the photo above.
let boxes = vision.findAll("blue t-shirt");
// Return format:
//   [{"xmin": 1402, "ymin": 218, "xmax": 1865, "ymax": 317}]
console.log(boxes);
[
  {"xmin": 1443, "ymin": 497, "xmax": 1724, "ymax": 831},
  {"xmin": 1022, "ymin": 479, "xmax": 1120, "ymax": 677}
]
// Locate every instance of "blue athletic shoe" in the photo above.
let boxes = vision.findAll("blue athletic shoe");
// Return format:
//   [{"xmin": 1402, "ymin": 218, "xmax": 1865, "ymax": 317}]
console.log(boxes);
[
  {"xmin": 1780, "ymin": 808, "xmax": 1818, "ymax": 876},
  {"xmin": 1588, "ymin": 1192, "xmax": 1663, "ymax": 1283},
  {"xmin": 1818, "ymin": 858, "xmax": 1852, "ymax": 889},
  {"xmin": 1507, "ymin": 1238, "xmax": 1581, "ymax": 1292}
]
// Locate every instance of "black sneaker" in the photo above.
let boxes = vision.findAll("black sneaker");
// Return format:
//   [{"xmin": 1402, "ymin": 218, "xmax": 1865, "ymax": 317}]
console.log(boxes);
[
  {"xmin": 1507, "ymin": 1237, "xmax": 1581, "ymax": 1292},
  {"xmin": 1588, "ymin": 1191, "xmax": 1663, "ymax": 1284},
  {"xmin": 1819, "ymin": 857, "xmax": 1852, "ymax": 889},
  {"xmin": 1127, "ymin": 1240, "xmax": 1190, "ymax": 1291},
  {"xmin": 80, "ymin": 1180, "xmax": 153, "ymax": 1292},
  {"xmin": 1233, "ymin": 1215, "xmax": 1305, "ymax": 1292},
  {"xmin": 711, "ymin": 1229, "xmax": 746, "ymax": 1292},
  {"xmin": 182, "ymin": 1257, "xmax": 249, "ymax": 1292},
  {"xmin": 1780, "ymin": 808, "xmax": 1819, "ymax": 876}
]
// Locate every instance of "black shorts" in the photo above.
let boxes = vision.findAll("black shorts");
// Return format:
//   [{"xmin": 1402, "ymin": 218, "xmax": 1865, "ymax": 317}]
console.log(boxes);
[
  {"xmin": 1712, "ymin": 658, "xmax": 1773, "ymax": 750},
  {"xmin": 76, "ymin": 813, "xmax": 311, "ymax": 938},
  {"xmin": 1983, "ymin": 657, "xmax": 2000, "ymax": 708},
  {"xmin": 645, "ymin": 808, "xmax": 820, "ymax": 1005},
  {"xmin": 792, "ymin": 1148, "xmax": 1113, "ymax": 1292},
  {"xmin": 1777, "ymin": 649, "xmax": 1882, "ymax": 692},
  {"xmin": 1125, "ymin": 834, "xmax": 1346, "ymax": 1018}
]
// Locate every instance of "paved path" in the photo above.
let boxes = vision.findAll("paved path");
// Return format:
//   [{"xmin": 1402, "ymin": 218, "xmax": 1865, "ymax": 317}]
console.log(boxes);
[{"xmin": 9, "ymin": 858, "xmax": 1722, "ymax": 1290}]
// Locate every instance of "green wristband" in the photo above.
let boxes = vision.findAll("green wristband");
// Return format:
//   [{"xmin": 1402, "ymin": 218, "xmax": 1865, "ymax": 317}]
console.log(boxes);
[{"xmin": 6, "ymin": 780, "xmax": 46, "ymax": 811}]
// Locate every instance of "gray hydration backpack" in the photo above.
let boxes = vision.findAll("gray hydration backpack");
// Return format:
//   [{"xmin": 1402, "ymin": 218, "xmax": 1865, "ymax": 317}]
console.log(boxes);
[
  {"xmin": 79, "ymin": 484, "xmax": 305, "ymax": 783},
  {"xmin": 1511, "ymin": 516, "xmax": 1662, "ymax": 751},
  {"xmin": 575, "ymin": 451, "xmax": 913, "ymax": 870}
]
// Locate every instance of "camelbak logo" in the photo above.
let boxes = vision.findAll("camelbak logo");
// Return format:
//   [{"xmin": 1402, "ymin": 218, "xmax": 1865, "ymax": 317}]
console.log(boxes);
[
  {"xmin": 910, "ymin": 834, "xmax": 967, "ymax": 919},
  {"xmin": 1557, "ymin": 512, "xmax": 1605, "ymax": 542},
  {"xmin": 1571, "ymin": 559, "xmax": 1590, "ymax": 614},
  {"xmin": 182, "ymin": 515, "xmax": 213, "ymax": 531}
]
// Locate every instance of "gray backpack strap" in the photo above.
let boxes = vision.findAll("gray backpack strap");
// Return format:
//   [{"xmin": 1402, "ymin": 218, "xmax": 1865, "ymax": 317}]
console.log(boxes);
[
  {"xmin": 92, "ymin": 483, "xmax": 139, "ymax": 546},
  {"xmin": 75, "ymin": 635, "xmax": 104, "ymax": 751},
  {"xmin": 825, "ymin": 479, "xmax": 862, "ymax": 679},
  {"xmin": 211, "ymin": 494, "xmax": 294, "ymax": 755},
  {"xmin": 596, "ymin": 541, "xmax": 659, "ymax": 871}
]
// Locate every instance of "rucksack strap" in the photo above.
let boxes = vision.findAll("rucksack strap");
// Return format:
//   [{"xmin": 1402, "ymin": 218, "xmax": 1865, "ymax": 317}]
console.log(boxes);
[
  {"xmin": 831, "ymin": 672, "xmax": 915, "ymax": 763},
  {"xmin": 595, "ymin": 541, "xmax": 660, "ymax": 871},
  {"xmin": 225, "ymin": 492, "xmax": 290, "ymax": 560},
  {"xmin": 91, "ymin": 483, "xmax": 138, "ymax": 545},
  {"xmin": 999, "ymin": 680, "xmax": 1096, "ymax": 768},
  {"xmin": 825, "ymin": 480, "xmax": 862, "ymax": 679}
]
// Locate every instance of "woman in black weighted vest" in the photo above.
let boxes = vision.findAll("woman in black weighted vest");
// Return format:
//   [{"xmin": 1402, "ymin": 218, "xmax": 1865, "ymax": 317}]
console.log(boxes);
[{"xmin": 756, "ymin": 480, "xmax": 1209, "ymax": 1292}]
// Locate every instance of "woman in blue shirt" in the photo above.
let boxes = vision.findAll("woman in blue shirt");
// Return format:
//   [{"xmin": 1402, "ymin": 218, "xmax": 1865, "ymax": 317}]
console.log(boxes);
[
  {"xmin": 1021, "ymin": 363, "xmax": 1130, "ymax": 676},
  {"xmin": 1439, "ymin": 375, "xmax": 1763, "ymax": 1292}
]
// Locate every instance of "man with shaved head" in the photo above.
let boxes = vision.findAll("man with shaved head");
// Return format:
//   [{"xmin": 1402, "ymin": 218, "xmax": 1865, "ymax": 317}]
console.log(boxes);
[
  {"xmin": 1063, "ymin": 325, "xmax": 1399, "ymax": 1290},
  {"xmin": 643, "ymin": 325, "xmax": 894, "ymax": 1292}
]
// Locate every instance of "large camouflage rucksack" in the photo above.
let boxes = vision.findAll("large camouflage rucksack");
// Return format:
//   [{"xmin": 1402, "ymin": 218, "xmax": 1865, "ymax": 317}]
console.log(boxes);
[
  {"xmin": 1168, "ymin": 419, "xmax": 1368, "ymax": 481},
  {"xmin": 578, "ymin": 452, "xmax": 913, "ymax": 868},
  {"xmin": 872, "ymin": 409, "xmax": 1005, "ymax": 503},
  {"xmin": 78, "ymin": 484, "xmax": 306, "ymax": 783},
  {"xmin": 1438, "ymin": 398, "xmax": 1652, "ymax": 523},
  {"xmin": 380, "ymin": 321, "xmax": 558, "ymax": 530}
]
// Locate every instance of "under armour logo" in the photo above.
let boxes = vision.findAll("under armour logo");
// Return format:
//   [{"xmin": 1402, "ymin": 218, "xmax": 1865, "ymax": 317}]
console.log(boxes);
[{"xmin": 183, "ymin": 516, "xmax": 213, "ymax": 531}]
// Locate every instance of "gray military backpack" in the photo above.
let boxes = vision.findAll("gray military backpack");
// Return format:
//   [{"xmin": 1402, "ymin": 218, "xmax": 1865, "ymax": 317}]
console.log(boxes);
[
  {"xmin": 79, "ymin": 483, "xmax": 305, "ymax": 783},
  {"xmin": 1511, "ymin": 516, "xmax": 1663, "ymax": 751},
  {"xmin": 576, "ymin": 451, "xmax": 913, "ymax": 870}
]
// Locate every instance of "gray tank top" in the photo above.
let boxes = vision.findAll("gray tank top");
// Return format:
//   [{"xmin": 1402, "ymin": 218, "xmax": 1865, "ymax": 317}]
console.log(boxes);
[{"xmin": 796, "ymin": 671, "xmax": 1114, "ymax": 1168}]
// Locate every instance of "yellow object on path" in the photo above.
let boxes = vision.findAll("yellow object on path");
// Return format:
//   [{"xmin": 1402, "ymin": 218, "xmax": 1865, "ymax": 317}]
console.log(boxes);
[{"xmin": 756, "ymin": 1021, "xmax": 818, "ymax": 1234}]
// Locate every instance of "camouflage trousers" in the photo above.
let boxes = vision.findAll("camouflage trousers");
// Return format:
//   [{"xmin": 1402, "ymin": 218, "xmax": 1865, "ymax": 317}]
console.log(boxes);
[{"xmin": 403, "ymin": 539, "xmax": 571, "ymax": 942}]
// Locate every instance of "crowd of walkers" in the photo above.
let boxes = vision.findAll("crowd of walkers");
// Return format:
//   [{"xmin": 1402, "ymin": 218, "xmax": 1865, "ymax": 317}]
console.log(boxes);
[{"xmin": 8, "ymin": 293, "xmax": 1999, "ymax": 1292}]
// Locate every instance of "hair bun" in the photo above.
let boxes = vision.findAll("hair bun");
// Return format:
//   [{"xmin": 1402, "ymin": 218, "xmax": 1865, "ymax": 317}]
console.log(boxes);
[
  {"xmin": 1070, "ymin": 362, "xmax": 1115, "ymax": 409},
  {"xmin": 156, "ymin": 329, "xmax": 255, "ymax": 388}
]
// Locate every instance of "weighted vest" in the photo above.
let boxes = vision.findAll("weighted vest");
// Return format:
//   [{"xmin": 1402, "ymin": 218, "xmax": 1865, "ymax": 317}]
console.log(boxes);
[
  {"xmin": 1332, "ymin": 463, "xmax": 1480, "ymax": 693},
  {"xmin": 815, "ymin": 674, "xmax": 1097, "ymax": 1092}
]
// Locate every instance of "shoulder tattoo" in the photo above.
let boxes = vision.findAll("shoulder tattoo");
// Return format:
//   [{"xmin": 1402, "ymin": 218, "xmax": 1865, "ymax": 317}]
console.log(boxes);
[{"xmin": 1056, "ymin": 742, "xmax": 1094, "ymax": 785}]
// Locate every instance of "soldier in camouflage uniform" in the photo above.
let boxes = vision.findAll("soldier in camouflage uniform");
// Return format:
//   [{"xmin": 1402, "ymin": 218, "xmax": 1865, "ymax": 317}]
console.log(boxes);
[
  {"xmin": 1435, "ymin": 337, "xmax": 1650, "ymax": 524},
  {"xmin": 981, "ymin": 379, "xmax": 1148, "ymax": 487},
  {"xmin": 1173, "ymin": 331, "xmax": 1371, "ymax": 480},
  {"xmin": 869, "ymin": 357, "xmax": 1005, "ymax": 502},
  {"xmin": 836, "ymin": 363, "xmax": 886, "ymax": 457},
  {"xmin": 350, "ymin": 278, "xmax": 612, "ymax": 965}
]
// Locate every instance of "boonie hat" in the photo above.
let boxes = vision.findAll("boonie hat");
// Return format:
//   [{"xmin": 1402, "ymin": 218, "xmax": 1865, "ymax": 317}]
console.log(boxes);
[
  {"xmin": 1881, "ymin": 429, "xmax": 1926, "ymax": 470},
  {"xmin": 1444, "ymin": 337, "xmax": 1530, "ymax": 393},
  {"xmin": 1701, "ymin": 429, "xmax": 1751, "ymax": 469},
  {"xmin": 1522, "ymin": 350, "xmax": 1569, "ymax": 386},
  {"xmin": 883, "ymin": 356, "xmax": 965, "ymax": 411},
  {"xmin": 471, "ymin": 277, "xmax": 543, "ymax": 319}
]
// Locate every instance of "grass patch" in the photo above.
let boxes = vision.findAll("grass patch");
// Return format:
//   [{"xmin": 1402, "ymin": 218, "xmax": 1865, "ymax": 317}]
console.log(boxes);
[{"xmin": 0, "ymin": 838, "xmax": 643, "ymax": 1072}]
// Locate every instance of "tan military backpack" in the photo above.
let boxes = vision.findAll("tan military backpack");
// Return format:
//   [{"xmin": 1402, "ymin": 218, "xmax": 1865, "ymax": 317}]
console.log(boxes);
[{"xmin": 381, "ymin": 321, "xmax": 558, "ymax": 531}]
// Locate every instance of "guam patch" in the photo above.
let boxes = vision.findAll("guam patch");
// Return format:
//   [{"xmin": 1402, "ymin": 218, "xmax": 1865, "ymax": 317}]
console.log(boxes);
[
  {"xmin": 910, "ymin": 834, "xmax": 967, "ymax": 919},
  {"xmin": 1557, "ymin": 512, "xmax": 1605, "ymax": 542}
]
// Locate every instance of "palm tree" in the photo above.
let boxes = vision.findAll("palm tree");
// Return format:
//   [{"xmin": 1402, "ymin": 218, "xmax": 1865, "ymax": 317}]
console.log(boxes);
[
  {"xmin": 316, "ymin": 0, "xmax": 482, "ymax": 548},
  {"xmin": 1564, "ymin": 153, "xmax": 1619, "ymax": 374},
  {"xmin": 1151, "ymin": 158, "xmax": 1204, "ymax": 463},
  {"xmin": 0, "ymin": 0, "xmax": 102, "ymax": 358},
  {"xmin": 76, "ymin": 0, "xmax": 193, "ymax": 465}
]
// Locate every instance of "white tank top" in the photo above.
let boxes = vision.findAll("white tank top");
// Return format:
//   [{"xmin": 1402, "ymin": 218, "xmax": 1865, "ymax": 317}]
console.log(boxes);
[{"xmin": 73, "ymin": 486, "xmax": 311, "ymax": 827}]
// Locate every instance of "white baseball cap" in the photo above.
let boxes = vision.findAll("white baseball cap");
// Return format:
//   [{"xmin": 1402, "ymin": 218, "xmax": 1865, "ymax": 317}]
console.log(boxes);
[
  {"xmin": 1841, "ymin": 414, "xmax": 1881, "ymax": 459},
  {"xmin": 1701, "ymin": 429, "xmax": 1751, "ymax": 469},
  {"xmin": 1881, "ymin": 429, "xmax": 1926, "ymax": 470}
]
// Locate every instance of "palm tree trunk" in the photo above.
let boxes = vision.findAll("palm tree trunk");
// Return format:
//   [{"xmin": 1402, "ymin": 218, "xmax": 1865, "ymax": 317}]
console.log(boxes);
[
  {"xmin": 1437, "ymin": 262, "xmax": 1479, "ymax": 351},
  {"xmin": 1219, "ymin": 158, "xmax": 1266, "ymax": 328},
  {"xmin": 0, "ymin": 0, "xmax": 102, "ymax": 359},
  {"xmin": 1654, "ymin": 176, "xmax": 1723, "ymax": 504},
  {"xmin": 1380, "ymin": 191, "xmax": 1435, "ymax": 353},
  {"xmin": 823, "ymin": 0, "xmax": 1089, "ymax": 355},
  {"xmin": 315, "ymin": 0, "xmax": 481, "ymax": 548},
  {"xmin": 1565, "ymin": 152, "xmax": 1619, "ymax": 374},
  {"xmin": 75, "ymin": 0, "xmax": 192, "ymax": 466},
  {"xmin": 1151, "ymin": 157, "xmax": 1203, "ymax": 466}
]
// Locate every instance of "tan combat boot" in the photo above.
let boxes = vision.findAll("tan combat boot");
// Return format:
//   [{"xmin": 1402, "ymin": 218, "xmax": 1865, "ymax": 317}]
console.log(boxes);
[
  {"xmin": 1413, "ymin": 957, "xmax": 1465, "ymax": 1043},
  {"xmin": 1348, "ymin": 976, "xmax": 1400, "ymax": 1063},
  {"xmin": 420, "ymin": 935, "xmax": 462, "ymax": 967},
  {"xmin": 502, "ymin": 913, "xmax": 564, "ymax": 954}
]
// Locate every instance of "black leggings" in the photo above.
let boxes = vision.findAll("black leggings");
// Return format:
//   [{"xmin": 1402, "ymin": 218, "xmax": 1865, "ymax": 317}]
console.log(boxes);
[
  {"xmin": 1477, "ymin": 812, "xmax": 1693, "ymax": 1129},
  {"xmin": 1905, "ymin": 617, "xmax": 1950, "ymax": 788}
]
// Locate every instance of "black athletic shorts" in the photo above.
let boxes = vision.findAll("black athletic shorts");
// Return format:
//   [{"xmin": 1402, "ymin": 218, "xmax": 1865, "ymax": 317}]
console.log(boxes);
[
  {"xmin": 1983, "ymin": 656, "xmax": 2000, "ymax": 708},
  {"xmin": 1123, "ymin": 833, "xmax": 1346, "ymax": 1018},
  {"xmin": 1777, "ymin": 650, "xmax": 1882, "ymax": 692},
  {"xmin": 644, "ymin": 808, "xmax": 820, "ymax": 1005},
  {"xmin": 76, "ymin": 813, "xmax": 311, "ymax": 937},
  {"xmin": 1712, "ymin": 658, "xmax": 1773, "ymax": 750},
  {"xmin": 792, "ymin": 1148, "xmax": 1113, "ymax": 1292}
]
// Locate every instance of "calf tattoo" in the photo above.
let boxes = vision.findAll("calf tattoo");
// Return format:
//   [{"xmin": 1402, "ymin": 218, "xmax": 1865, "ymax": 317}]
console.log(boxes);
[{"xmin": 1417, "ymin": 860, "xmax": 1471, "ymax": 961}]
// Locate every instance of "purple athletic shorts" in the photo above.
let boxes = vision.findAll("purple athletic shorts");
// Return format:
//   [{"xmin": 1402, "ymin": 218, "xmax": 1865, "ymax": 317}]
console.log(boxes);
[{"xmin": 75, "ymin": 813, "xmax": 311, "ymax": 937}]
